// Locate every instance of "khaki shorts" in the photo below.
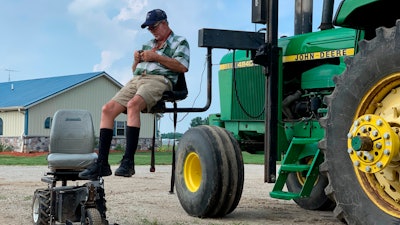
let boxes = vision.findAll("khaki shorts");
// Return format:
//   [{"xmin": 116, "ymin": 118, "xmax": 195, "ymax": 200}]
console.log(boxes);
[{"xmin": 112, "ymin": 75, "xmax": 172, "ymax": 112}]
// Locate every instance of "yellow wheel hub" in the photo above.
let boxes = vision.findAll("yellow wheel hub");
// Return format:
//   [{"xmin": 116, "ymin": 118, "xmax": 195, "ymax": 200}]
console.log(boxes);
[
  {"xmin": 351, "ymin": 72, "xmax": 400, "ymax": 216},
  {"xmin": 184, "ymin": 152, "xmax": 202, "ymax": 192},
  {"xmin": 347, "ymin": 114, "xmax": 400, "ymax": 173}
]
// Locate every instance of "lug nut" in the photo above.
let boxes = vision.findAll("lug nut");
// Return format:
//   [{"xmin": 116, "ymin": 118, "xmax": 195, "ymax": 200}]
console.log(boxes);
[
  {"xmin": 347, "ymin": 133, "xmax": 353, "ymax": 139},
  {"xmin": 354, "ymin": 161, "xmax": 360, "ymax": 167},
  {"xmin": 360, "ymin": 126, "xmax": 367, "ymax": 133},
  {"xmin": 365, "ymin": 166, "xmax": 371, "ymax": 172},
  {"xmin": 376, "ymin": 120, "xmax": 383, "ymax": 126},
  {"xmin": 384, "ymin": 149, "xmax": 391, "ymax": 155},
  {"xmin": 383, "ymin": 133, "xmax": 390, "ymax": 139}
]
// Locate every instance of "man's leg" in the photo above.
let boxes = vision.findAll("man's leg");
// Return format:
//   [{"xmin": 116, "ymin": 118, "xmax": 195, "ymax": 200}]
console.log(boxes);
[
  {"xmin": 115, "ymin": 95, "xmax": 146, "ymax": 177},
  {"xmin": 79, "ymin": 100, "xmax": 126, "ymax": 179}
]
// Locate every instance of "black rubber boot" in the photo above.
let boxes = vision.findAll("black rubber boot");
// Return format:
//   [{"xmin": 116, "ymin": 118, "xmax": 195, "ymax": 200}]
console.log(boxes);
[
  {"xmin": 114, "ymin": 158, "xmax": 135, "ymax": 177},
  {"xmin": 115, "ymin": 126, "xmax": 140, "ymax": 177},
  {"xmin": 79, "ymin": 128, "xmax": 113, "ymax": 180},
  {"xmin": 79, "ymin": 162, "xmax": 112, "ymax": 180},
  {"xmin": 97, "ymin": 128, "xmax": 114, "ymax": 164}
]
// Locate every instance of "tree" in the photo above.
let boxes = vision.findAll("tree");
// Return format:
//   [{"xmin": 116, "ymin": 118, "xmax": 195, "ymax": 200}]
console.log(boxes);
[
  {"xmin": 161, "ymin": 132, "xmax": 183, "ymax": 139},
  {"xmin": 190, "ymin": 116, "xmax": 209, "ymax": 127}
]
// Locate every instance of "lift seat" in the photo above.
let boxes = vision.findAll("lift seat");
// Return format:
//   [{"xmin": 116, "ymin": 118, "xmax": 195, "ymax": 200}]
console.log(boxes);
[
  {"xmin": 149, "ymin": 73, "xmax": 188, "ymax": 113},
  {"xmin": 47, "ymin": 110, "xmax": 97, "ymax": 171}
]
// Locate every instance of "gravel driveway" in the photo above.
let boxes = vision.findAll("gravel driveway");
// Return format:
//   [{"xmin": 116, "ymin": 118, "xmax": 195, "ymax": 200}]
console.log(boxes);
[{"xmin": 0, "ymin": 164, "xmax": 343, "ymax": 225}]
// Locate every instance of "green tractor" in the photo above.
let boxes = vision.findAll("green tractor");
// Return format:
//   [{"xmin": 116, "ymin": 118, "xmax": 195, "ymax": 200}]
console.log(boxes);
[{"xmin": 173, "ymin": 0, "xmax": 400, "ymax": 224}]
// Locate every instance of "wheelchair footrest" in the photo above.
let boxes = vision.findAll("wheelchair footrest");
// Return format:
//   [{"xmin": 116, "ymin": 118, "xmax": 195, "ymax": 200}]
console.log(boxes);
[{"xmin": 41, "ymin": 176, "xmax": 55, "ymax": 184}]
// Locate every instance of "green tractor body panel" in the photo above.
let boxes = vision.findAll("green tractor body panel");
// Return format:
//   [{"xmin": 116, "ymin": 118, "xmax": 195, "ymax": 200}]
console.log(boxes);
[
  {"xmin": 279, "ymin": 28, "xmax": 355, "ymax": 60},
  {"xmin": 334, "ymin": 0, "xmax": 378, "ymax": 27},
  {"xmin": 218, "ymin": 51, "xmax": 267, "ymax": 153},
  {"xmin": 334, "ymin": 0, "xmax": 400, "ymax": 30},
  {"xmin": 301, "ymin": 63, "xmax": 345, "ymax": 89}
]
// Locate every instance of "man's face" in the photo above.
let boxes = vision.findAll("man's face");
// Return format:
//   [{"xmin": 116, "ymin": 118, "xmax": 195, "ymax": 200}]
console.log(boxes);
[{"xmin": 148, "ymin": 20, "xmax": 166, "ymax": 40}]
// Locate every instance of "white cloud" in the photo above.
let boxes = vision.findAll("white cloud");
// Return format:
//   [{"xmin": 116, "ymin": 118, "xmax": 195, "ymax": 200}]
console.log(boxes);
[
  {"xmin": 68, "ymin": 0, "xmax": 145, "ymax": 80},
  {"xmin": 116, "ymin": 0, "xmax": 148, "ymax": 21},
  {"xmin": 93, "ymin": 50, "xmax": 122, "ymax": 71}
]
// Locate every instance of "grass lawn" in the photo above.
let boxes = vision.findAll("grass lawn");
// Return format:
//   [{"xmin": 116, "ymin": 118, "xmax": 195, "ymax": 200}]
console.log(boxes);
[{"xmin": 0, "ymin": 151, "xmax": 264, "ymax": 166}]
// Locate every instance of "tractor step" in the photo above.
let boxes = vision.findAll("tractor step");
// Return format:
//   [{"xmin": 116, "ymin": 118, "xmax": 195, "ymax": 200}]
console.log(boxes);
[
  {"xmin": 269, "ymin": 190, "xmax": 300, "ymax": 200},
  {"xmin": 270, "ymin": 137, "xmax": 323, "ymax": 200},
  {"xmin": 280, "ymin": 164, "xmax": 310, "ymax": 172}
]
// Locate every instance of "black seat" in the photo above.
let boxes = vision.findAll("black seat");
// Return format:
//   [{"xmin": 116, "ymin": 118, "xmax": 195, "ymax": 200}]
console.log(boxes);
[{"xmin": 149, "ymin": 73, "xmax": 188, "ymax": 113}]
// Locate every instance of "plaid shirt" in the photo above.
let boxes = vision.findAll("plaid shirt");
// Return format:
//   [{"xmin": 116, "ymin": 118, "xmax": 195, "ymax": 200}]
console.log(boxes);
[{"xmin": 134, "ymin": 32, "xmax": 190, "ymax": 85}]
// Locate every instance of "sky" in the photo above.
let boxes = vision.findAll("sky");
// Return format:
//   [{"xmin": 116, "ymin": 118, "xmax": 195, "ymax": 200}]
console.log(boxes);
[{"xmin": 0, "ymin": 0, "xmax": 341, "ymax": 134}]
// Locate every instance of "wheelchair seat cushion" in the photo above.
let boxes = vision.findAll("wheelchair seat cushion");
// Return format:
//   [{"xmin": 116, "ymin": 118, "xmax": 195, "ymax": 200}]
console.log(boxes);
[{"xmin": 47, "ymin": 153, "xmax": 98, "ymax": 170}]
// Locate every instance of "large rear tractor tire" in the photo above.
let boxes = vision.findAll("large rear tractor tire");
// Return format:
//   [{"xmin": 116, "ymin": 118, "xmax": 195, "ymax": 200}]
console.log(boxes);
[
  {"xmin": 32, "ymin": 189, "xmax": 51, "ymax": 225},
  {"xmin": 320, "ymin": 21, "xmax": 400, "ymax": 224},
  {"xmin": 175, "ymin": 125, "xmax": 244, "ymax": 218}
]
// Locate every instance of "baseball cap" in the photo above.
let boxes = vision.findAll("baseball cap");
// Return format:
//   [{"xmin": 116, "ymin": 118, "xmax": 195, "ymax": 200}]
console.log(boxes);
[{"xmin": 141, "ymin": 9, "xmax": 167, "ymax": 29}]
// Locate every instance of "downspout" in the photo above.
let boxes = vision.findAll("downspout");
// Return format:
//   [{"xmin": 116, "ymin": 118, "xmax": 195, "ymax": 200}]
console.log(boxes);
[{"xmin": 24, "ymin": 109, "xmax": 29, "ymax": 136}]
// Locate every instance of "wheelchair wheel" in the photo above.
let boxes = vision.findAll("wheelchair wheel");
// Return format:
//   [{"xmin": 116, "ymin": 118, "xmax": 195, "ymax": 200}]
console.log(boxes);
[
  {"xmin": 84, "ymin": 208, "xmax": 103, "ymax": 225},
  {"xmin": 32, "ymin": 189, "xmax": 51, "ymax": 225}
]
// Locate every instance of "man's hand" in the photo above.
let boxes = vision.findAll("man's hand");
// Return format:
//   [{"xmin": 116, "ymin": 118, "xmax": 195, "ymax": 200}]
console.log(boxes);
[
  {"xmin": 140, "ymin": 50, "xmax": 159, "ymax": 62},
  {"xmin": 135, "ymin": 50, "xmax": 188, "ymax": 73},
  {"xmin": 134, "ymin": 50, "xmax": 143, "ymax": 63}
]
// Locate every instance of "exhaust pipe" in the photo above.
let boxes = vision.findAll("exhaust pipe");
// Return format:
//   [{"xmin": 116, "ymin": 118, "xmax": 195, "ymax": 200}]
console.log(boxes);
[
  {"xmin": 320, "ymin": 0, "xmax": 334, "ymax": 30},
  {"xmin": 294, "ymin": 0, "xmax": 313, "ymax": 35}
]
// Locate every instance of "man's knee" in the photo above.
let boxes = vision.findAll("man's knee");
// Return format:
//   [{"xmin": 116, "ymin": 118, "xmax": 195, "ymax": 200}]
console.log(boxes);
[
  {"xmin": 127, "ymin": 95, "xmax": 146, "ymax": 112},
  {"xmin": 102, "ymin": 101, "xmax": 124, "ymax": 116}
]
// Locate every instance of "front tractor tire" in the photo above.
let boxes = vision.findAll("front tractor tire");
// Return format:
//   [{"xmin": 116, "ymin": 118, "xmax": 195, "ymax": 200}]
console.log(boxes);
[
  {"xmin": 320, "ymin": 21, "xmax": 400, "ymax": 224},
  {"xmin": 175, "ymin": 125, "xmax": 244, "ymax": 218}
]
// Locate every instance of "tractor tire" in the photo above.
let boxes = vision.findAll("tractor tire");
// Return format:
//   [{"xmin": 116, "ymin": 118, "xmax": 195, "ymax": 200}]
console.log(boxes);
[
  {"xmin": 32, "ymin": 189, "xmax": 51, "ymax": 225},
  {"xmin": 84, "ymin": 208, "xmax": 103, "ymax": 225},
  {"xmin": 175, "ymin": 125, "xmax": 244, "ymax": 218},
  {"xmin": 286, "ymin": 166, "xmax": 334, "ymax": 210},
  {"xmin": 320, "ymin": 21, "xmax": 400, "ymax": 224}
]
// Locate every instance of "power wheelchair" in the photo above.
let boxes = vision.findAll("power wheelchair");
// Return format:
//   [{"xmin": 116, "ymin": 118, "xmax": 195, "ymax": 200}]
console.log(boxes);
[{"xmin": 32, "ymin": 109, "xmax": 108, "ymax": 225}]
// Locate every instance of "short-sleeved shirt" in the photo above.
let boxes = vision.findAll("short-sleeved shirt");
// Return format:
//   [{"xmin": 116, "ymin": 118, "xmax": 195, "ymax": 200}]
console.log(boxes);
[{"xmin": 133, "ymin": 32, "xmax": 190, "ymax": 85}]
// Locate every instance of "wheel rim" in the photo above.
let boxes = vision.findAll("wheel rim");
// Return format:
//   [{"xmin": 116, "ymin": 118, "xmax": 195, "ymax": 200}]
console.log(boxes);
[
  {"xmin": 184, "ymin": 152, "xmax": 202, "ymax": 192},
  {"xmin": 32, "ymin": 197, "xmax": 39, "ymax": 222},
  {"xmin": 351, "ymin": 72, "xmax": 400, "ymax": 217},
  {"xmin": 295, "ymin": 157, "xmax": 319, "ymax": 185}
]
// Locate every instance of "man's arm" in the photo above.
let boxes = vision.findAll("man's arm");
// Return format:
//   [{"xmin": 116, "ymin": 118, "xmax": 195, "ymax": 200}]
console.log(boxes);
[
  {"xmin": 132, "ymin": 50, "xmax": 142, "ymax": 73},
  {"xmin": 140, "ymin": 50, "xmax": 188, "ymax": 73}
]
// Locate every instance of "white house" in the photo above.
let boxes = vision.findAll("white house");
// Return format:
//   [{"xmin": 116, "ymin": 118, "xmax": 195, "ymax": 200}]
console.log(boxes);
[{"xmin": 0, "ymin": 71, "xmax": 159, "ymax": 152}]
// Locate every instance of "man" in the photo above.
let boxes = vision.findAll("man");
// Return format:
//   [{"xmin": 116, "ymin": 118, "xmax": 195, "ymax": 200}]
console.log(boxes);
[{"xmin": 79, "ymin": 9, "xmax": 190, "ymax": 179}]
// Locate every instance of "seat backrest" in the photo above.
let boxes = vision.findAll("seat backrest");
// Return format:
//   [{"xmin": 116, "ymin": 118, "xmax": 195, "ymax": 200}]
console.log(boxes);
[
  {"xmin": 173, "ymin": 73, "xmax": 188, "ymax": 100},
  {"xmin": 49, "ymin": 109, "xmax": 95, "ymax": 154},
  {"xmin": 163, "ymin": 73, "xmax": 188, "ymax": 101}
]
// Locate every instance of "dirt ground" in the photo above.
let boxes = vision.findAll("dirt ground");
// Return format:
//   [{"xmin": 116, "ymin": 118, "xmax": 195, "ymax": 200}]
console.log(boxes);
[{"xmin": 0, "ymin": 164, "xmax": 344, "ymax": 225}]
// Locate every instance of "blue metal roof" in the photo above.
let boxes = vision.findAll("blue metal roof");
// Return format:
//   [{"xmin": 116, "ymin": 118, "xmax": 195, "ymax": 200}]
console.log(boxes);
[{"xmin": 0, "ymin": 71, "xmax": 121, "ymax": 109}]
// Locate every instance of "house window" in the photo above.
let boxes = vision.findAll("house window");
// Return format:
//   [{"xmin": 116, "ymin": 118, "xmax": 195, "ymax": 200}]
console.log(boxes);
[
  {"xmin": 44, "ymin": 117, "xmax": 52, "ymax": 129},
  {"xmin": 115, "ymin": 121, "xmax": 126, "ymax": 136},
  {"xmin": 0, "ymin": 118, "xmax": 3, "ymax": 135}
]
